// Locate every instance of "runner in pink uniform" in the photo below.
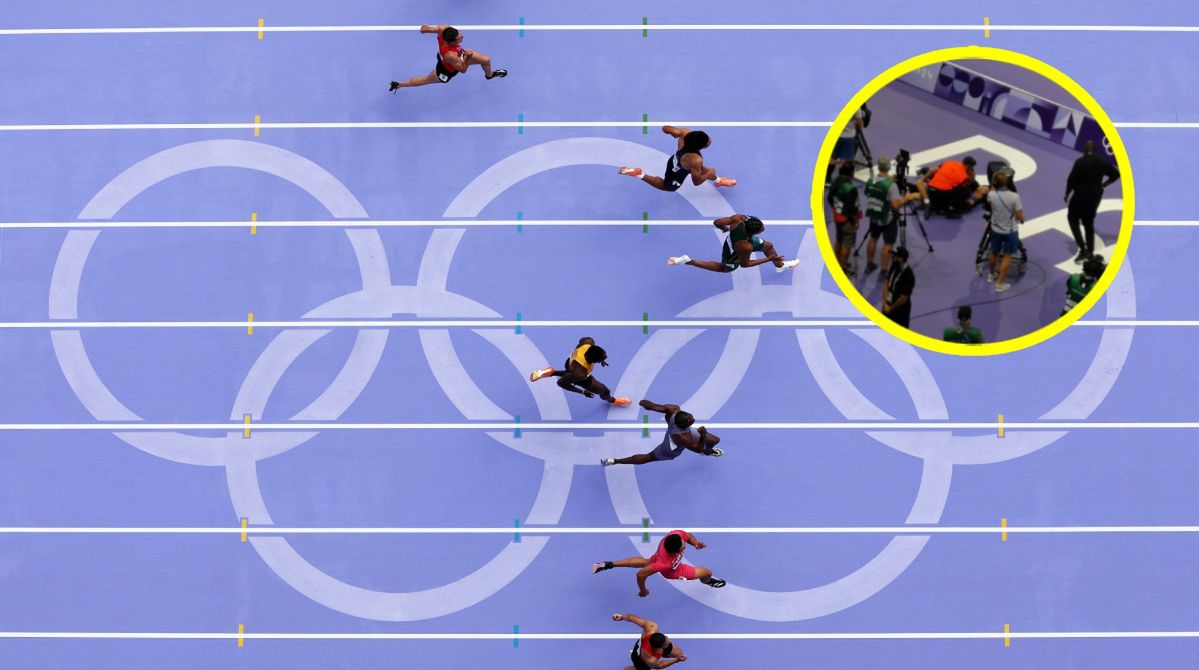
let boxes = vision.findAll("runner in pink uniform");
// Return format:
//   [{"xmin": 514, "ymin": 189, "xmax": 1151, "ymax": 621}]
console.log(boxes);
[{"xmin": 592, "ymin": 529, "xmax": 726, "ymax": 598}]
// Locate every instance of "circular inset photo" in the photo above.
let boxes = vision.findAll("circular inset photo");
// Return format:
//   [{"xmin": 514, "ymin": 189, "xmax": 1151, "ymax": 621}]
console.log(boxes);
[{"xmin": 812, "ymin": 46, "xmax": 1133, "ymax": 355}]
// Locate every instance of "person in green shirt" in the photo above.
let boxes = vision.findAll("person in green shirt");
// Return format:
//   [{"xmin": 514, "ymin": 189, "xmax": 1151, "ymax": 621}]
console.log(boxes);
[
  {"xmin": 943, "ymin": 306, "xmax": 984, "ymax": 344},
  {"xmin": 827, "ymin": 162, "xmax": 862, "ymax": 276},
  {"xmin": 1062, "ymin": 256, "xmax": 1106, "ymax": 315},
  {"xmin": 864, "ymin": 156, "xmax": 923, "ymax": 279}
]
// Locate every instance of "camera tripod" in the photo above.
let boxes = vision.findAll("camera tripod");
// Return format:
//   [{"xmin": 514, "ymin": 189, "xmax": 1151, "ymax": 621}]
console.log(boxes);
[{"xmin": 852, "ymin": 128, "xmax": 874, "ymax": 178}]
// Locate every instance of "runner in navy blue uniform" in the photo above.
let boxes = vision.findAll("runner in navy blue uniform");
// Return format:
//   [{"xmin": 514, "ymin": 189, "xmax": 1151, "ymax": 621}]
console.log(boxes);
[
  {"xmin": 619, "ymin": 126, "xmax": 737, "ymax": 190},
  {"xmin": 602, "ymin": 399, "xmax": 722, "ymax": 466}
]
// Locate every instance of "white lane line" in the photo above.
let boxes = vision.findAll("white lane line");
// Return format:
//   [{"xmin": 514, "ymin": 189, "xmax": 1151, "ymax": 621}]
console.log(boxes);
[
  {"xmin": 0, "ymin": 421, "xmax": 1195, "ymax": 430},
  {"xmin": 0, "ymin": 630, "xmax": 1194, "ymax": 640},
  {"xmin": 0, "ymin": 120, "xmax": 1189, "ymax": 131},
  {"xmin": 0, "ymin": 525, "xmax": 1196, "ymax": 535},
  {"xmin": 2, "ymin": 23, "xmax": 1198, "ymax": 37},
  {"xmin": 0, "ymin": 219, "xmax": 1189, "ymax": 230},
  {"xmin": 0, "ymin": 319, "xmax": 1181, "ymax": 329}
]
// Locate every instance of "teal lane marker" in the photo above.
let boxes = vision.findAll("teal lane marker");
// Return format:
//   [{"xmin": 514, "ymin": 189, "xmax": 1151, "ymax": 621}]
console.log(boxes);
[
  {"xmin": 513, "ymin": 519, "xmax": 521, "ymax": 543},
  {"xmin": 642, "ymin": 414, "xmax": 650, "ymax": 438},
  {"xmin": 642, "ymin": 17, "xmax": 648, "ymax": 37},
  {"xmin": 515, "ymin": 311, "xmax": 523, "ymax": 334},
  {"xmin": 517, "ymin": 113, "xmax": 524, "ymax": 135},
  {"xmin": 642, "ymin": 210, "xmax": 649, "ymax": 233},
  {"xmin": 517, "ymin": 211, "xmax": 523, "ymax": 234},
  {"xmin": 514, "ymin": 415, "xmax": 522, "ymax": 438},
  {"xmin": 642, "ymin": 517, "xmax": 651, "ymax": 543},
  {"xmin": 513, "ymin": 624, "xmax": 520, "ymax": 648},
  {"xmin": 642, "ymin": 312, "xmax": 649, "ymax": 335},
  {"xmin": 518, "ymin": 17, "xmax": 525, "ymax": 37},
  {"xmin": 642, "ymin": 113, "xmax": 648, "ymax": 135}
]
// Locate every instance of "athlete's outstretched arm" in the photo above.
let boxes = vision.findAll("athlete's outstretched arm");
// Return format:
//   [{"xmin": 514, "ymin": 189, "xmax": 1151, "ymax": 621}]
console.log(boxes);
[
  {"xmin": 713, "ymin": 214, "xmax": 745, "ymax": 231},
  {"xmin": 684, "ymin": 532, "xmax": 706, "ymax": 549},
  {"xmin": 419, "ymin": 25, "xmax": 448, "ymax": 33},
  {"xmin": 612, "ymin": 613, "xmax": 657, "ymax": 634},
  {"xmin": 639, "ymin": 399, "xmax": 680, "ymax": 415},
  {"xmin": 735, "ymin": 240, "xmax": 781, "ymax": 269},
  {"xmin": 662, "ymin": 125, "xmax": 690, "ymax": 139}
]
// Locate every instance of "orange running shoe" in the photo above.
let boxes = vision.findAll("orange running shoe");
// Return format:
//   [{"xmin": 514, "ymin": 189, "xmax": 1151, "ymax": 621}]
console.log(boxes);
[
  {"xmin": 529, "ymin": 367, "xmax": 554, "ymax": 382},
  {"xmin": 714, "ymin": 177, "xmax": 737, "ymax": 188},
  {"xmin": 612, "ymin": 397, "xmax": 633, "ymax": 407},
  {"xmin": 619, "ymin": 167, "xmax": 643, "ymax": 177}
]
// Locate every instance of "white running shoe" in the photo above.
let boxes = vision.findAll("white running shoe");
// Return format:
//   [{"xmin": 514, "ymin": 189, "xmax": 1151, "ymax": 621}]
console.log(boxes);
[
  {"xmin": 994, "ymin": 282, "xmax": 1012, "ymax": 293},
  {"xmin": 775, "ymin": 259, "xmax": 799, "ymax": 273},
  {"xmin": 667, "ymin": 255, "xmax": 691, "ymax": 266},
  {"xmin": 601, "ymin": 458, "xmax": 615, "ymax": 466},
  {"xmin": 709, "ymin": 447, "xmax": 724, "ymax": 457},
  {"xmin": 987, "ymin": 272, "xmax": 998, "ymax": 284}
]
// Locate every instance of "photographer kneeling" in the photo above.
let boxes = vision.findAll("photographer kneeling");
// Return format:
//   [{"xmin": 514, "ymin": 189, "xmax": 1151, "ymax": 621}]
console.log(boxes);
[
  {"xmin": 916, "ymin": 155, "xmax": 987, "ymax": 219},
  {"xmin": 984, "ymin": 169, "xmax": 1024, "ymax": 294}
]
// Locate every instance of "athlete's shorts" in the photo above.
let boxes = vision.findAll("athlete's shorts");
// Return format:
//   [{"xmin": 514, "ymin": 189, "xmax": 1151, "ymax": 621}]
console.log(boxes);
[
  {"xmin": 720, "ymin": 236, "xmax": 764, "ymax": 272},
  {"xmin": 868, "ymin": 218, "xmax": 897, "ymax": 245},
  {"xmin": 832, "ymin": 137, "xmax": 856, "ymax": 161},
  {"xmin": 650, "ymin": 441, "xmax": 684, "ymax": 461},
  {"xmin": 989, "ymin": 229, "xmax": 1019, "ymax": 256},
  {"xmin": 659, "ymin": 563, "xmax": 698, "ymax": 581},
  {"xmin": 435, "ymin": 57, "xmax": 459, "ymax": 82},
  {"xmin": 630, "ymin": 649, "xmax": 653, "ymax": 670},
  {"xmin": 661, "ymin": 156, "xmax": 687, "ymax": 192}
]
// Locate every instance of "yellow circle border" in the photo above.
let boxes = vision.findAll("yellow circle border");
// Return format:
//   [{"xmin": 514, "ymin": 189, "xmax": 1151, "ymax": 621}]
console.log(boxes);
[{"xmin": 810, "ymin": 46, "xmax": 1134, "ymax": 356}]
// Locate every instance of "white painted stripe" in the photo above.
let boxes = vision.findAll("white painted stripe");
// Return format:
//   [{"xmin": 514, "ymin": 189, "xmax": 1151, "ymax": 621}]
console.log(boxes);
[
  {"xmin": 0, "ymin": 319, "xmax": 1185, "ymax": 329},
  {"xmin": 0, "ymin": 218, "xmax": 1188, "ymax": 230},
  {"xmin": 0, "ymin": 421, "xmax": 1194, "ymax": 430},
  {"xmin": 0, "ymin": 630, "xmax": 1194, "ymax": 640},
  {"xmin": 1, "ymin": 23, "xmax": 1198, "ymax": 37},
  {"xmin": 0, "ymin": 120, "xmax": 1187, "ymax": 131},
  {"xmin": 0, "ymin": 525, "xmax": 1195, "ymax": 535}
]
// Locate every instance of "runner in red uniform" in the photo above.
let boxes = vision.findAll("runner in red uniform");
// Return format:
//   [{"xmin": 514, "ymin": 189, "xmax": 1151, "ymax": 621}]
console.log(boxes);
[
  {"xmin": 389, "ymin": 24, "xmax": 507, "ymax": 91},
  {"xmin": 611, "ymin": 613, "xmax": 687, "ymax": 669},
  {"xmin": 592, "ymin": 529, "xmax": 726, "ymax": 597}
]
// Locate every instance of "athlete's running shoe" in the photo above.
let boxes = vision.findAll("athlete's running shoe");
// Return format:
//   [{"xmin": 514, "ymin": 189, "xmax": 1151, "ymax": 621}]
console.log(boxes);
[
  {"xmin": 987, "ymin": 272, "xmax": 998, "ymax": 284},
  {"xmin": 592, "ymin": 562, "xmax": 612, "ymax": 574},
  {"xmin": 667, "ymin": 255, "xmax": 691, "ymax": 266},
  {"xmin": 994, "ymin": 282, "xmax": 1012, "ymax": 293},
  {"xmin": 487, "ymin": 69, "xmax": 508, "ymax": 79},
  {"xmin": 713, "ymin": 177, "xmax": 737, "ymax": 188},
  {"xmin": 601, "ymin": 458, "xmax": 615, "ymax": 466},
  {"xmin": 529, "ymin": 367, "xmax": 554, "ymax": 382},
  {"xmin": 388, "ymin": 81, "xmax": 400, "ymax": 93},
  {"xmin": 619, "ymin": 167, "xmax": 643, "ymax": 177},
  {"xmin": 612, "ymin": 397, "xmax": 633, "ymax": 407},
  {"xmin": 709, "ymin": 447, "xmax": 724, "ymax": 457},
  {"xmin": 775, "ymin": 259, "xmax": 800, "ymax": 273},
  {"xmin": 707, "ymin": 578, "xmax": 727, "ymax": 588}
]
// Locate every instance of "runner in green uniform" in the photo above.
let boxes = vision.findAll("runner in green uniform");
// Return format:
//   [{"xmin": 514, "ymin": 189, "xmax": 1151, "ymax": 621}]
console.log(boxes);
[{"xmin": 666, "ymin": 214, "xmax": 799, "ymax": 273}]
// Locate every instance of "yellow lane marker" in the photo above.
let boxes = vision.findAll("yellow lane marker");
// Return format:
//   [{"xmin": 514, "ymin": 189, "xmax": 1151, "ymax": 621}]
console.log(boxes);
[
  {"xmin": 243, "ymin": 413, "xmax": 251, "ymax": 438},
  {"xmin": 238, "ymin": 623, "xmax": 246, "ymax": 647},
  {"xmin": 253, "ymin": 115, "xmax": 261, "ymax": 137},
  {"xmin": 1001, "ymin": 518, "xmax": 1008, "ymax": 541},
  {"xmin": 247, "ymin": 312, "xmax": 254, "ymax": 335},
  {"xmin": 1004, "ymin": 623, "xmax": 1010, "ymax": 647},
  {"xmin": 257, "ymin": 19, "xmax": 264, "ymax": 40},
  {"xmin": 984, "ymin": 17, "xmax": 991, "ymax": 38},
  {"xmin": 240, "ymin": 518, "xmax": 248, "ymax": 542},
  {"xmin": 251, "ymin": 212, "xmax": 257, "ymax": 235},
  {"xmin": 998, "ymin": 413, "xmax": 1004, "ymax": 438}
]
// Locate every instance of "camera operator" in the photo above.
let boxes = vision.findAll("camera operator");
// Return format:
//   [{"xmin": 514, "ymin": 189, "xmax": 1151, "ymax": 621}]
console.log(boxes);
[
  {"xmin": 916, "ymin": 155, "xmax": 987, "ymax": 219},
  {"xmin": 882, "ymin": 247, "xmax": 914, "ymax": 328},
  {"xmin": 827, "ymin": 162, "xmax": 862, "ymax": 276},
  {"xmin": 984, "ymin": 169, "xmax": 1024, "ymax": 294},
  {"xmin": 864, "ymin": 155, "xmax": 923, "ymax": 279},
  {"xmin": 943, "ymin": 305, "xmax": 984, "ymax": 343},
  {"xmin": 1061, "ymin": 254, "xmax": 1107, "ymax": 315},
  {"xmin": 1064, "ymin": 140, "xmax": 1120, "ymax": 263}
]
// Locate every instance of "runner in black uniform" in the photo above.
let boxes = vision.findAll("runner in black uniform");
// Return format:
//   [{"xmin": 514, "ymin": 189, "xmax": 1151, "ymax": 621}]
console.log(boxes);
[
  {"xmin": 619, "ymin": 126, "xmax": 737, "ymax": 190},
  {"xmin": 666, "ymin": 214, "xmax": 798, "ymax": 273}
]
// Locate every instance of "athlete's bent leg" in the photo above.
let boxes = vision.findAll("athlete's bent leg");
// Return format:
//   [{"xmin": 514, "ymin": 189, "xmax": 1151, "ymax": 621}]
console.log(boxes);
[
  {"xmin": 684, "ymin": 259, "xmax": 726, "ymax": 273},
  {"xmin": 393, "ymin": 70, "xmax": 441, "ymax": 88},
  {"xmin": 639, "ymin": 175, "xmax": 672, "ymax": 191},
  {"xmin": 612, "ymin": 453, "xmax": 657, "ymax": 465},
  {"xmin": 694, "ymin": 566, "xmax": 713, "ymax": 581}
]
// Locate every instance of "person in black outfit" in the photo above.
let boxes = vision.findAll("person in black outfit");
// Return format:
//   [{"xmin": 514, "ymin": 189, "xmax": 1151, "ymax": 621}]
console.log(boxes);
[
  {"xmin": 882, "ymin": 247, "xmax": 914, "ymax": 328},
  {"xmin": 1064, "ymin": 140, "xmax": 1120, "ymax": 263}
]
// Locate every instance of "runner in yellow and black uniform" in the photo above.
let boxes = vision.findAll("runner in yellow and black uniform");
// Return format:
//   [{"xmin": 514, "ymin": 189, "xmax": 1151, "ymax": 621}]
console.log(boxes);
[{"xmin": 529, "ymin": 338, "xmax": 632, "ymax": 407}]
